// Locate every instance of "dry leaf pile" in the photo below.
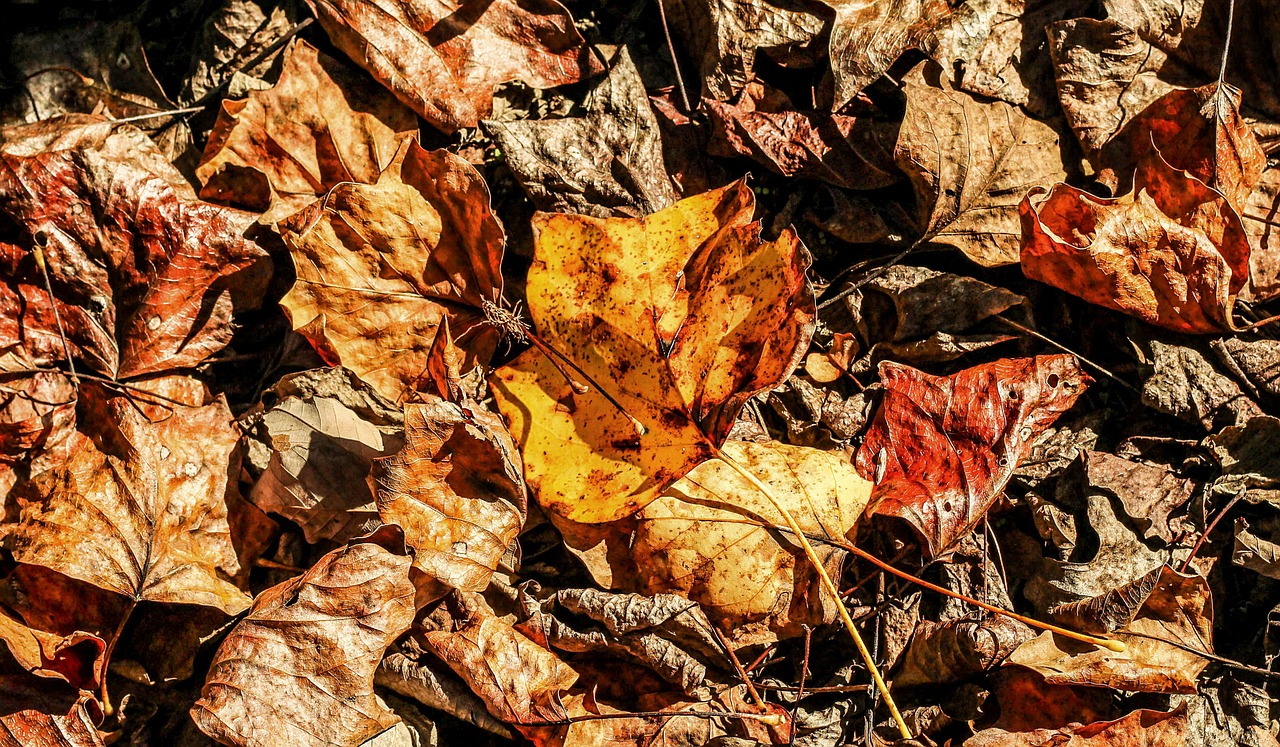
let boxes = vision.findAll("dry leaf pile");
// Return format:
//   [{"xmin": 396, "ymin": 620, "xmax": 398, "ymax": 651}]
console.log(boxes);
[{"xmin": 3, "ymin": 1, "xmax": 1280, "ymax": 746}]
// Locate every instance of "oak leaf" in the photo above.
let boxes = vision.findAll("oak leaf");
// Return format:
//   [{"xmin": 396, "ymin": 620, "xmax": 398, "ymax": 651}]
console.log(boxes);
[
  {"xmin": 305, "ymin": 0, "xmax": 602, "ymax": 133},
  {"xmin": 374, "ymin": 397, "xmax": 526, "ymax": 603},
  {"xmin": 197, "ymin": 39, "xmax": 418, "ymax": 224},
  {"xmin": 1010, "ymin": 565, "xmax": 1212, "ymax": 693},
  {"xmin": 484, "ymin": 47, "xmax": 679, "ymax": 219},
  {"xmin": 895, "ymin": 62, "xmax": 1066, "ymax": 267},
  {"xmin": 191, "ymin": 535, "xmax": 415, "ymax": 747},
  {"xmin": 1020, "ymin": 149, "xmax": 1250, "ymax": 334},
  {"xmin": 855, "ymin": 356, "xmax": 1089, "ymax": 561},
  {"xmin": 1, "ymin": 389, "xmax": 251, "ymax": 616},
  {"xmin": 0, "ymin": 116, "xmax": 270, "ymax": 381},
  {"xmin": 280, "ymin": 138, "xmax": 505, "ymax": 403}
]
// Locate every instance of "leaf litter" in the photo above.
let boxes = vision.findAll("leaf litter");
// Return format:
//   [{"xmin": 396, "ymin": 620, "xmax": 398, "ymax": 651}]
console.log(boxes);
[{"xmin": 3, "ymin": 1, "xmax": 1280, "ymax": 746}]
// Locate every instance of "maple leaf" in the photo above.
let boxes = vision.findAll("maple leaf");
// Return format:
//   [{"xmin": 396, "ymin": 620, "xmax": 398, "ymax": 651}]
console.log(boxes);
[
  {"xmin": 1020, "ymin": 149, "xmax": 1250, "ymax": 334},
  {"xmin": 0, "ymin": 116, "xmax": 270, "ymax": 381},
  {"xmin": 305, "ymin": 0, "xmax": 603, "ymax": 133},
  {"xmin": 894, "ymin": 62, "xmax": 1066, "ymax": 267},
  {"xmin": 484, "ymin": 47, "xmax": 679, "ymax": 219},
  {"xmin": 374, "ymin": 397, "xmax": 526, "ymax": 603},
  {"xmin": 197, "ymin": 39, "xmax": 419, "ymax": 225},
  {"xmin": 279, "ymin": 138, "xmax": 505, "ymax": 403},
  {"xmin": 855, "ymin": 356, "xmax": 1089, "ymax": 561},
  {"xmin": 1, "ymin": 386, "xmax": 251, "ymax": 616},
  {"xmin": 191, "ymin": 534, "xmax": 414, "ymax": 747},
  {"xmin": 491, "ymin": 179, "xmax": 815, "ymax": 522}
]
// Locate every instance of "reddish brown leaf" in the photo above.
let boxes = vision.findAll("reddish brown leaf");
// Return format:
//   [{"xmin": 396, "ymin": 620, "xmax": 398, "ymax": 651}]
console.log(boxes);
[
  {"xmin": 305, "ymin": 0, "xmax": 602, "ymax": 133},
  {"xmin": 197, "ymin": 39, "xmax": 418, "ymax": 224},
  {"xmin": 280, "ymin": 138, "xmax": 505, "ymax": 403},
  {"xmin": 1020, "ymin": 149, "xmax": 1251, "ymax": 334},
  {"xmin": 0, "ymin": 371, "xmax": 76, "ymax": 499},
  {"xmin": 0, "ymin": 608, "xmax": 103, "ymax": 691},
  {"xmin": 374, "ymin": 397, "xmax": 526, "ymax": 603},
  {"xmin": 855, "ymin": 355, "xmax": 1089, "ymax": 560},
  {"xmin": 0, "ymin": 687, "xmax": 103, "ymax": 747},
  {"xmin": 191, "ymin": 535, "xmax": 415, "ymax": 747},
  {"xmin": 0, "ymin": 116, "xmax": 270, "ymax": 381},
  {"xmin": 968, "ymin": 705, "xmax": 1189, "ymax": 747}
]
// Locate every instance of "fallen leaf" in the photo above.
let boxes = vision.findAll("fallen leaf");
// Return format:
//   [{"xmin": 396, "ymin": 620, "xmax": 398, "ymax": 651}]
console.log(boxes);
[
  {"xmin": 0, "ymin": 371, "xmax": 76, "ymax": 500},
  {"xmin": 0, "ymin": 116, "xmax": 270, "ymax": 380},
  {"xmin": 197, "ymin": 39, "xmax": 418, "ymax": 224},
  {"xmin": 420, "ymin": 591, "xmax": 578, "ymax": 728},
  {"xmin": 855, "ymin": 355, "xmax": 1088, "ymax": 560},
  {"xmin": 245, "ymin": 368, "xmax": 404, "ymax": 543},
  {"xmin": 987, "ymin": 666, "xmax": 1116, "ymax": 733},
  {"xmin": 1204, "ymin": 415, "xmax": 1280, "ymax": 508},
  {"xmin": 968, "ymin": 705, "xmax": 1189, "ymax": 747},
  {"xmin": 704, "ymin": 80, "xmax": 898, "ymax": 190},
  {"xmin": 816, "ymin": 0, "xmax": 1015, "ymax": 111},
  {"xmin": 1011, "ymin": 565, "xmax": 1213, "ymax": 693},
  {"xmin": 484, "ymin": 47, "xmax": 679, "ymax": 219},
  {"xmin": 374, "ymin": 396, "xmax": 526, "ymax": 602},
  {"xmin": 1242, "ymin": 167, "xmax": 1280, "ymax": 300},
  {"xmin": 279, "ymin": 138, "xmax": 505, "ymax": 403},
  {"xmin": 1077, "ymin": 450, "xmax": 1195, "ymax": 545},
  {"xmin": 0, "ymin": 608, "xmax": 103, "ymax": 691},
  {"xmin": 1140, "ymin": 338, "xmax": 1262, "ymax": 431},
  {"xmin": 1211, "ymin": 336, "xmax": 1280, "ymax": 404},
  {"xmin": 377, "ymin": 638, "xmax": 514, "ymax": 739},
  {"xmin": 0, "ymin": 687, "xmax": 103, "ymax": 747},
  {"xmin": 491, "ymin": 179, "xmax": 815, "ymax": 523},
  {"xmin": 1020, "ymin": 148, "xmax": 1251, "ymax": 334},
  {"xmin": 1, "ymin": 388, "xmax": 251, "ymax": 616},
  {"xmin": 181, "ymin": 0, "xmax": 302, "ymax": 103},
  {"xmin": 894, "ymin": 62, "xmax": 1066, "ymax": 267},
  {"xmin": 1234, "ymin": 518, "xmax": 1280, "ymax": 580},
  {"xmin": 663, "ymin": 0, "xmax": 824, "ymax": 101},
  {"xmin": 191, "ymin": 534, "xmax": 416, "ymax": 747},
  {"xmin": 894, "ymin": 615, "xmax": 1032, "ymax": 688},
  {"xmin": 631, "ymin": 440, "xmax": 870, "ymax": 645},
  {"xmin": 305, "ymin": 0, "xmax": 602, "ymax": 133}
]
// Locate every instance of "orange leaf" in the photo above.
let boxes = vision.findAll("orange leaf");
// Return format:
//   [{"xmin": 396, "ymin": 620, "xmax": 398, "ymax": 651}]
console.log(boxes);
[
  {"xmin": 491, "ymin": 180, "xmax": 815, "ymax": 522},
  {"xmin": 1020, "ymin": 149, "xmax": 1251, "ymax": 334},
  {"xmin": 855, "ymin": 356, "xmax": 1089, "ymax": 560},
  {"xmin": 279, "ymin": 139, "xmax": 505, "ymax": 403},
  {"xmin": 197, "ymin": 39, "xmax": 418, "ymax": 225}
]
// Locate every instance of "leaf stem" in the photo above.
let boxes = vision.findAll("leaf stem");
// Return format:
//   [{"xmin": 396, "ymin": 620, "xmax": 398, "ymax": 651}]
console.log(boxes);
[{"xmin": 709, "ymin": 446, "xmax": 912, "ymax": 740}]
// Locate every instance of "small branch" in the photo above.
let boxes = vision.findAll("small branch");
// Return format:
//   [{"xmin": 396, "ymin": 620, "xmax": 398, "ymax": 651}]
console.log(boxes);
[
  {"xmin": 655, "ymin": 0, "xmax": 692, "ymax": 113},
  {"xmin": 995, "ymin": 316, "xmax": 1137, "ymax": 392},
  {"xmin": 1180, "ymin": 491, "xmax": 1245, "ymax": 573}
]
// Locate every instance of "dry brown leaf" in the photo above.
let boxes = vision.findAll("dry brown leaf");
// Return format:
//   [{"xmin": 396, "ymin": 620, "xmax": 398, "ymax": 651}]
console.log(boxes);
[
  {"xmin": 894, "ymin": 615, "xmax": 1032, "ymax": 689},
  {"xmin": 374, "ymin": 397, "xmax": 526, "ymax": 602},
  {"xmin": 197, "ymin": 39, "xmax": 418, "ymax": 224},
  {"xmin": 0, "ymin": 116, "xmax": 269, "ymax": 381},
  {"xmin": 181, "ymin": 0, "xmax": 301, "ymax": 103},
  {"xmin": 1233, "ymin": 518, "xmax": 1280, "ymax": 581},
  {"xmin": 0, "ymin": 371, "xmax": 76, "ymax": 500},
  {"xmin": 306, "ymin": 0, "xmax": 602, "ymax": 133},
  {"xmin": 280, "ymin": 138, "xmax": 504, "ymax": 403},
  {"xmin": 968, "ymin": 705, "xmax": 1189, "ymax": 747},
  {"xmin": 1020, "ymin": 149, "xmax": 1250, "ymax": 334},
  {"xmin": 855, "ymin": 356, "xmax": 1088, "ymax": 561},
  {"xmin": 191, "ymin": 535, "xmax": 415, "ymax": 747},
  {"xmin": 0, "ymin": 608, "xmax": 103, "ymax": 692},
  {"xmin": 0, "ymin": 687, "xmax": 103, "ymax": 747},
  {"xmin": 1076, "ymin": 451, "xmax": 1195, "ymax": 545},
  {"xmin": 895, "ymin": 62, "xmax": 1066, "ymax": 267},
  {"xmin": 246, "ymin": 371, "xmax": 404, "ymax": 544},
  {"xmin": 1141, "ymin": 338, "xmax": 1262, "ymax": 431},
  {"xmin": 420, "ymin": 592, "xmax": 578, "ymax": 728},
  {"xmin": 1, "ymin": 388, "xmax": 251, "ymax": 616},
  {"xmin": 484, "ymin": 47, "xmax": 678, "ymax": 219},
  {"xmin": 704, "ymin": 80, "xmax": 897, "ymax": 190},
  {"xmin": 492, "ymin": 179, "xmax": 814, "ymax": 523},
  {"xmin": 1010, "ymin": 565, "xmax": 1213, "ymax": 693}
]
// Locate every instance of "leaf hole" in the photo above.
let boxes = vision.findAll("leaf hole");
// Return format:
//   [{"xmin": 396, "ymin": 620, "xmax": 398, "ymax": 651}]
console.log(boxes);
[{"xmin": 1046, "ymin": 373, "xmax": 1060, "ymax": 388}]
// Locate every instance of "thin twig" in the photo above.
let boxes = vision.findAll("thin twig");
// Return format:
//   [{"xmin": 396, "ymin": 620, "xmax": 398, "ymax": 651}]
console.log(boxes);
[
  {"xmin": 710, "ymin": 625, "xmax": 764, "ymax": 707},
  {"xmin": 1180, "ymin": 491, "xmax": 1246, "ymax": 573},
  {"xmin": 655, "ymin": 0, "xmax": 692, "ymax": 113},
  {"xmin": 995, "ymin": 316, "xmax": 1137, "ymax": 391},
  {"xmin": 528, "ymin": 709, "xmax": 787, "ymax": 727},
  {"xmin": 109, "ymin": 106, "xmax": 204, "ymax": 125},
  {"xmin": 816, "ymin": 241, "xmax": 919, "ymax": 311},
  {"xmin": 31, "ymin": 241, "xmax": 77, "ymax": 384}
]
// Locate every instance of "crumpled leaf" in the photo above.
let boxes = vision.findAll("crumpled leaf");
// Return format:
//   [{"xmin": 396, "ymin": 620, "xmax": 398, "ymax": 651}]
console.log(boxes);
[
  {"xmin": 968, "ymin": 705, "xmax": 1189, "ymax": 747},
  {"xmin": 280, "ymin": 138, "xmax": 505, "ymax": 403},
  {"xmin": 1020, "ymin": 148, "xmax": 1251, "ymax": 334},
  {"xmin": 704, "ymin": 80, "xmax": 898, "ymax": 190},
  {"xmin": 1010, "ymin": 565, "xmax": 1213, "ymax": 693},
  {"xmin": 1212, "ymin": 336, "xmax": 1280, "ymax": 404},
  {"xmin": 181, "ymin": 0, "xmax": 301, "ymax": 103},
  {"xmin": 0, "ymin": 608, "xmax": 103, "ymax": 692},
  {"xmin": 855, "ymin": 355, "xmax": 1088, "ymax": 560},
  {"xmin": 517, "ymin": 586, "xmax": 721, "ymax": 693},
  {"xmin": 894, "ymin": 615, "xmax": 1033, "ymax": 689},
  {"xmin": 197, "ymin": 39, "xmax": 418, "ymax": 225},
  {"xmin": 492, "ymin": 180, "xmax": 815, "ymax": 523},
  {"xmin": 244, "ymin": 368, "xmax": 404, "ymax": 544},
  {"xmin": 1205, "ymin": 415, "xmax": 1280, "ymax": 508},
  {"xmin": 420, "ymin": 591, "xmax": 578, "ymax": 728},
  {"xmin": 485, "ymin": 47, "xmax": 678, "ymax": 219},
  {"xmin": 1, "ymin": 387, "xmax": 251, "ymax": 616},
  {"xmin": 374, "ymin": 396, "xmax": 526, "ymax": 602},
  {"xmin": 894, "ymin": 62, "xmax": 1066, "ymax": 267},
  {"xmin": 377, "ymin": 637, "xmax": 514, "ymax": 739},
  {"xmin": 0, "ymin": 371, "xmax": 76, "ymax": 500},
  {"xmin": 305, "ymin": 0, "xmax": 602, "ymax": 133},
  {"xmin": 1234, "ymin": 518, "xmax": 1280, "ymax": 580},
  {"xmin": 191, "ymin": 534, "xmax": 416, "ymax": 747},
  {"xmin": 1076, "ymin": 450, "xmax": 1195, "ymax": 545},
  {"xmin": 816, "ymin": 0, "xmax": 1017, "ymax": 111},
  {"xmin": 0, "ymin": 687, "xmax": 103, "ymax": 747},
  {"xmin": 1141, "ymin": 338, "xmax": 1262, "ymax": 431},
  {"xmin": 0, "ymin": 116, "xmax": 270, "ymax": 380},
  {"xmin": 663, "ymin": 0, "xmax": 825, "ymax": 101}
]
